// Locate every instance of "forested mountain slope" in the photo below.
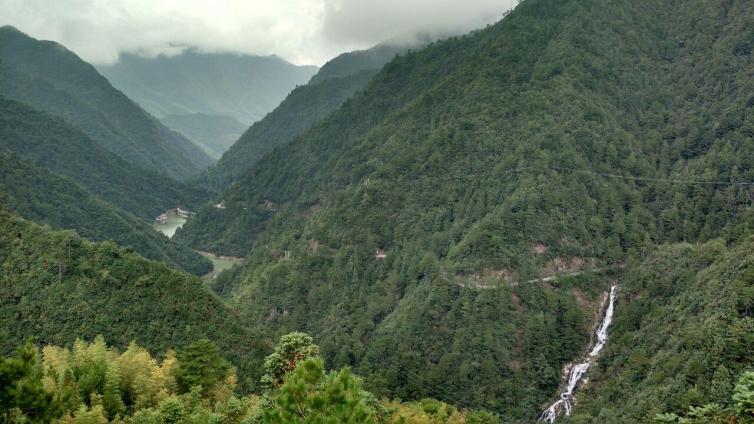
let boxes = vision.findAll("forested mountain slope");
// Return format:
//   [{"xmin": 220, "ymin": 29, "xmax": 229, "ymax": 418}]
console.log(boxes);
[
  {"xmin": 0, "ymin": 26, "xmax": 213, "ymax": 180},
  {"xmin": 177, "ymin": 0, "xmax": 754, "ymax": 420},
  {"xmin": 308, "ymin": 43, "xmax": 414, "ymax": 85},
  {"xmin": 0, "ymin": 97, "xmax": 204, "ymax": 221},
  {"xmin": 0, "ymin": 154, "xmax": 211, "ymax": 275},
  {"xmin": 567, "ymin": 239, "xmax": 754, "ymax": 423},
  {"xmin": 0, "ymin": 210, "xmax": 264, "ymax": 389},
  {"xmin": 209, "ymin": 43, "xmax": 410, "ymax": 188}
]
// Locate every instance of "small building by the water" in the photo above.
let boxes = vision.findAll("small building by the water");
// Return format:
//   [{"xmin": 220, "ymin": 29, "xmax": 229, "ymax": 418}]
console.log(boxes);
[{"xmin": 154, "ymin": 207, "xmax": 193, "ymax": 223}]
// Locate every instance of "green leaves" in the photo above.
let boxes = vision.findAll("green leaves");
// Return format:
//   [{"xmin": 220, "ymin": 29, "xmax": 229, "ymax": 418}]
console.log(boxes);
[
  {"xmin": 175, "ymin": 339, "xmax": 232, "ymax": 396},
  {"xmin": 261, "ymin": 332, "xmax": 320, "ymax": 389},
  {"xmin": 0, "ymin": 152, "xmax": 211, "ymax": 276},
  {"xmin": 102, "ymin": 363, "xmax": 125, "ymax": 419},
  {"xmin": 733, "ymin": 371, "xmax": 754, "ymax": 416},
  {"xmin": 653, "ymin": 376, "xmax": 750, "ymax": 423},
  {"xmin": 0, "ymin": 334, "xmax": 499, "ymax": 423},
  {"xmin": 0, "ymin": 341, "xmax": 61, "ymax": 423},
  {"xmin": 263, "ymin": 358, "xmax": 377, "ymax": 424},
  {"xmin": 0, "ymin": 212, "xmax": 263, "ymax": 393}
]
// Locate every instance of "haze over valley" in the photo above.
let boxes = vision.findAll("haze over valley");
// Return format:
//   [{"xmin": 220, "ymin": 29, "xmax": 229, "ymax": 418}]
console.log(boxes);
[{"xmin": 1, "ymin": 1, "xmax": 754, "ymax": 423}]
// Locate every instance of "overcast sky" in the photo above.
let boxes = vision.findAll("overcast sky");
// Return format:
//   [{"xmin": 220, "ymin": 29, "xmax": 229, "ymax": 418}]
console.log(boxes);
[{"xmin": 0, "ymin": 0, "xmax": 516, "ymax": 66}]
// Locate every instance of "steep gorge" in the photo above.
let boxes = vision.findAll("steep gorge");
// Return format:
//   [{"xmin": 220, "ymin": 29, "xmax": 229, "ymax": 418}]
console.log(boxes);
[{"xmin": 176, "ymin": 0, "xmax": 754, "ymax": 420}]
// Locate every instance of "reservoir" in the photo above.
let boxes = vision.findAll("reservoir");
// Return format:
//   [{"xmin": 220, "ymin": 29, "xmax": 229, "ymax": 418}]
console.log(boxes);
[
  {"xmin": 198, "ymin": 251, "xmax": 244, "ymax": 280},
  {"xmin": 152, "ymin": 214, "xmax": 186, "ymax": 238}
]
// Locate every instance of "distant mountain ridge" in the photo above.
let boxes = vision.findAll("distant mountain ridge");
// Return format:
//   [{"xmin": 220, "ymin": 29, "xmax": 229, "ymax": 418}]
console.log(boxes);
[
  {"xmin": 308, "ymin": 43, "xmax": 418, "ymax": 85},
  {"xmin": 0, "ymin": 26, "xmax": 213, "ymax": 180},
  {"xmin": 98, "ymin": 50, "xmax": 317, "ymax": 125},
  {"xmin": 97, "ymin": 50, "xmax": 318, "ymax": 156}
]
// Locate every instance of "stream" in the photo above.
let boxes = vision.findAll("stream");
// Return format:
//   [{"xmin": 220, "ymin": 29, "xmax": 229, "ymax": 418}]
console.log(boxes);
[{"xmin": 539, "ymin": 284, "xmax": 619, "ymax": 422}]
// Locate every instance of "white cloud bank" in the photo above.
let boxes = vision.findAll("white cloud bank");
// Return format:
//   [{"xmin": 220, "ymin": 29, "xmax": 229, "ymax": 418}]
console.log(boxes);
[{"xmin": 0, "ymin": 0, "xmax": 516, "ymax": 66}]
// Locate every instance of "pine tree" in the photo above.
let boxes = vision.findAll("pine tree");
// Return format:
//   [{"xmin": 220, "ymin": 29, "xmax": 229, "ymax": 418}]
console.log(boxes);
[
  {"xmin": 158, "ymin": 397, "xmax": 185, "ymax": 424},
  {"xmin": 263, "ymin": 358, "xmax": 377, "ymax": 424},
  {"xmin": 709, "ymin": 365, "xmax": 732, "ymax": 405},
  {"xmin": 261, "ymin": 332, "xmax": 320, "ymax": 388},
  {"xmin": 0, "ymin": 342, "xmax": 62, "ymax": 423},
  {"xmin": 175, "ymin": 339, "xmax": 231, "ymax": 395}
]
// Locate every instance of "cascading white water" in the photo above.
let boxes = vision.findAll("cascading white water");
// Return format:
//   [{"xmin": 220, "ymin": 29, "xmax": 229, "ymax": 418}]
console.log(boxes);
[{"xmin": 539, "ymin": 284, "xmax": 619, "ymax": 423}]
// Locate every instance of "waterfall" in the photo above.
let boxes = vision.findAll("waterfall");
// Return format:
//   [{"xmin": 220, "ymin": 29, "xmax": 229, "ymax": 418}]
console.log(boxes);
[{"xmin": 539, "ymin": 284, "xmax": 619, "ymax": 423}]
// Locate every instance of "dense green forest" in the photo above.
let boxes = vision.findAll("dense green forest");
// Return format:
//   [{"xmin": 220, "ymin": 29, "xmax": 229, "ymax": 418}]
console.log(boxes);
[
  {"xmin": 207, "ymin": 43, "xmax": 410, "ymax": 189},
  {"xmin": 175, "ymin": 0, "xmax": 754, "ymax": 420},
  {"xmin": 0, "ymin": 97, "xmax": 205, "ymax": 221},
  {"xmin": 4, "ymin": 0, "xmax": 754, "ymax": 421},
  {"xmin": 563, "ymin": 239, "xmax": 754, "ymax": 423},
  {"xmin": 0, "ymin": 333, "xmax": 498, "ymax": 423},
  {"xmin": 0, "ymin": 154, "xmax": 211, "ymax": 275},
  {"xmin": 0, "ymin": 26, "xmax": 213, "ymax": 180},
  {"xmin": 0, "ymin": 211, "xmax": 259, "ymax": 385}
]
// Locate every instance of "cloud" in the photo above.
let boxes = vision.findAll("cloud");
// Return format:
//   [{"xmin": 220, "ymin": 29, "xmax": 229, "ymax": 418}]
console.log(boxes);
[
  {"xmin": 321, "ymin": 0, "xmax": 514, "ymax": 46},
  {"xmin": 0, "ymin": 0, "xmax": 515, "ymax": 66}
]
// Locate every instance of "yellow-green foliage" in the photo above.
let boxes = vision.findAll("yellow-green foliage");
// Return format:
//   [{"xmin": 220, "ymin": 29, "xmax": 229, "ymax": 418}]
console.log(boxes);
[
  {"xmin": 37, "ymin": 338, "xmax": 253, "ymax": 424},
  {"xmin": 385, "ymin": 398, "xmax": 467, "ymax": 423},
  {"xmin": 0, "ymin": 211, "xmax": 265, "ymax": 392},
  {"xmin": 42, "ymin": 338, "xmax": 180, "ymax": 414},
  {"xmin": 1, "ymin": 333, "xmax": 499, "ymax": 424}
]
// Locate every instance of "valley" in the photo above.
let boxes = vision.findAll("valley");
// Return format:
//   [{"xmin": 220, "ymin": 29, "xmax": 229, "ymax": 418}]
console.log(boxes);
[
  {"xmin": 198, "ymin": 251, "xmax": 245, "ymax": 280},
  {"xmin": 153, "ymin": 209, "xmax": 190, "ymax": 238},
  {"xmin": 152, "ymin": 210, "xmax": 243, "ymax": 280},
  {"xmin": 2, "ymin": 0, "xmax": 754, "ymax": 422}
]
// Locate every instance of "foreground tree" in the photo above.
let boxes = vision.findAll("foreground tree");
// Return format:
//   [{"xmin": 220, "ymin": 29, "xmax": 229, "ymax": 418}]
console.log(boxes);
[
  {"xmin": 174, "ymin": 339, "xmax": 232, "ymax": 396},
  {"xmin": 263, "ymin": 358, "xmax": 378, "ymax": 424},
  {"xmin": 654, "ymin": 370, "xmax": 754, "ymax": 423},
  {"xmin": 261, "ymin": 332, "xmax": 319, "ymax": 388},
  {"xmin": 0, "ymin": 342, "xmax": 61, "ymax": 423}
]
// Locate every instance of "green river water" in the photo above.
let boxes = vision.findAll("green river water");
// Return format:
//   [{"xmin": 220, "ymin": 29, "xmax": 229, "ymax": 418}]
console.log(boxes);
[
  {"xmin": 153, "ymin": 215, "xmax": 242, "ymax": 278},
  {"xmin": 152, "ymin": 215, "xmax": 186, "ymax": 238}
]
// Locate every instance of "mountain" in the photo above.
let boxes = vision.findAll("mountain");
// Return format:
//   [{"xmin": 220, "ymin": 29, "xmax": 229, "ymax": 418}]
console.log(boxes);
[
  {"xmin": 0, "ymin": 96, "xmax": 204, "ymax": 221},
  {"xmin": 0, "ymin": 153, "xmax": 211, "ymax": 275},
  {"xmin": 209, "ymin": 43, "xmax": 410, "ymax": 188},
  {"xmin": 309, "ymin": 43, "xmax": 418, "ymax": 85},
  {"xmin": 97, "ymin": 51, "xmax": 317, "ymax": 156},
  {"xmin": 161, "ymin": 113, "xmax": 248, "ymax": 159},
  {"xmin": 0, "ymin": 26, "xmax": 213, "ymax": 180},
  {"xmin": 176, "ymin": 0, "xmax": 754, "ymax": 420},
  {"xmin": 570, "ymin": 238, "xmax": 754, "ymax": 422},
  {"xmin": 97, "ymin": 50, "xmax": 317, "ymax": 125},
  {"xmin": 0, "ymin": 210, "xmax": 264, "ymax": 389}
]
